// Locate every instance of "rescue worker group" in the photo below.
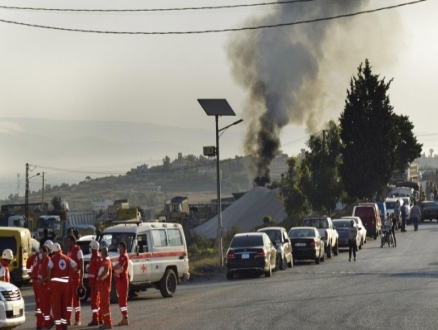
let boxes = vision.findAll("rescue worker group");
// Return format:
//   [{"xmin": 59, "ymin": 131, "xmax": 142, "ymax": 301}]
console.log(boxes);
[{"xmin": 0, "ymin": 235, "xmax": 130, "ymax": 330}]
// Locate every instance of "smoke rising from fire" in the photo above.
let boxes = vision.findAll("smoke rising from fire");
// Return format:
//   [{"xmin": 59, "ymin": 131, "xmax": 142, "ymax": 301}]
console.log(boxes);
[{"xmin": 227, "ymin": 0, "xmax": 402, "ymax": 176}]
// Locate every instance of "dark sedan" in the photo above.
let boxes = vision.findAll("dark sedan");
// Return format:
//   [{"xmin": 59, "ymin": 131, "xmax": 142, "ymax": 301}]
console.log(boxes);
[
  {"xmin": 421, "ymin": 201, "xmax": 438, "ymax": 222},
  {"xmin": 225, "ymin": 233, "xmax": 277, "ymax": 279},
  {"xmin": 288, "ymin": 227, "xmax": 325, "ymax": 264}
]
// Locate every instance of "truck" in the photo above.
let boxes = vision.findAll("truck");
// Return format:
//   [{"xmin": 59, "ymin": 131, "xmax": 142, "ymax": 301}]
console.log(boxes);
[
  {"xmin": 302, "ymin": 217, "xmax": 339, "ymax": 258},
  {"xmin": 157, "ymin": 196, "xmax": 190, "ymax": 223},
  {"xmin": 0, "ymin": 215, "xmax": 26, "ymax": 228}
]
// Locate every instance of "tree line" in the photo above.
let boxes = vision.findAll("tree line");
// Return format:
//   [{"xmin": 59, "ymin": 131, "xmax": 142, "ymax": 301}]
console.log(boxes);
[{"xmin": 279, "ymin": 59, "xmax": 422, "ymax": 225}]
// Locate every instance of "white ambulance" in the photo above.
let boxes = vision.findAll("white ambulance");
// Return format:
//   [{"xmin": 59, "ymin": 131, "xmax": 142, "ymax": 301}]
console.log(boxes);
[{"xmin": 83, "ymin": 221, "xmax": 190, "ymax": 303}]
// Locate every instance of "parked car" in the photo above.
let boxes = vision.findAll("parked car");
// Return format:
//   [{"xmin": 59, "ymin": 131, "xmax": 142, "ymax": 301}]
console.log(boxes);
[
  {"xmin": 420, "ymin": 201, "xmax": 438, "ymax": 222},
  {"xmin": 301, "ymin": 217, "xmax": 338, "ymax": 258},
  {"xmin": 0, "ymin": 281, "xmax": 25, "ymax": 329},
  {"xmin": 288, "ymin": 227, "xmax": 325, "ymax": 265},
  {"xmin": 333, "ymin": 219, "xmax": 362, "ymax": 250},
  {"xmin": 257, "ymin": 227, "xmax": 293, "ymax": 270},
  {"xmin": 353, "ymin": 203, "xmax": 382, "ymax": 239},
  {"xmin": 376, "ymin": 202, "xmax": 386, "ymax": 224},
  {"xmin": 225, "ymin": 233, "xmax": 276, "ymax": 279},
  {"xmin": 342, "ymin": 216, "xmax": 367, "ymax": 246}
]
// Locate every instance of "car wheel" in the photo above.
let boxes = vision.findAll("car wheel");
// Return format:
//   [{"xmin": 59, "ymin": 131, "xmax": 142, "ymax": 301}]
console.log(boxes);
[
  {"xmin": 326, "ymin": 244, "xmax": 332, "ymax": 259},
  {"xmin": 333, "ymin": 240, "xmax": 339, "ymax": 256},
  {"xmin": 159, "ymin": 268, "xmax": 177, "ymax": 298},
  {"xmin": 320, "ymin": 250, "xmax": 325, "ymax": 262},
  {"xmin": 265, "ymin": 264, "xmax": 272, "ymax": 278},
  {"xmin": 226, "ymin": 272, "xmax": 233, "ymax": 280},
  {"xmin": 315, "ymin": 255, "xmax": 320, "ymax": 264},
  {"xmin": 281, "ymin": 255, "xmax": 287, "ymax": 270},
  {"xmin": 274, "ymin": 254, "xmax": 280, "ymax": 271}
]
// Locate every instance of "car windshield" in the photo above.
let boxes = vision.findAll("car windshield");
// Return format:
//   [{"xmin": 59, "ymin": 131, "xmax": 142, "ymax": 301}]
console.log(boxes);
[
  {"xmin": 333, "ymin": 220, "xmax": 351, "ymax": 228},
  {"xmin": 0, "ymin": 237, "xmax": 17, "ymax": 255},
  {"xmin": 37, "ymin": 217, "xmax": 60, "ymax": 231},
  {"xmin": 422, "ymin": 202, "xmax": 437, "ymax": 209},
  {"xmin": 302, "ymin": 218, "xmax": 328, "ymax": 229},
  {"xmin": 230, "ymin": 235, "xmax": 263, "ymax": 248},
  {"xmin": 99, "ymin": 233, "xmax": 136, "ymax": 253},
  {"xmin": 288, "ymin": 229, "xmax": 316, "ymax": 238},
  {"xmin": 385, "ymin": 202, "xmax": 396, "ymax": 209},
  {"xmin": 259, "ymin": 230, "xmax": 282, "ymax": 243}
]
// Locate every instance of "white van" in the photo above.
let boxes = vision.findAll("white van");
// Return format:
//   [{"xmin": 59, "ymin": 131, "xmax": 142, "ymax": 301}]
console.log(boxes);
[
  {"xmin": 83, "ymin": 221, "xmax": 190, "ymax": 303},
  {"xmin": 0, "ymin": 281, "xmax": 25, "ymax": 329}
]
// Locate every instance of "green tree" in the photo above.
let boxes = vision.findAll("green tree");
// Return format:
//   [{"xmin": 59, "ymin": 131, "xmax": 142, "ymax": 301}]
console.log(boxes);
[
  {"xmin": 163, "ymin": 156, "xmax": 171, "ymax": 170},
  {"xmin": 51, "ymin": 196, "xmax": 62, "ymax": 210},
  {"xmin": 301, "ymin": 121, "xmax": 343, "ymax": 214},
  {"xmin": 339, "ymin": 59, "xmax": 398, "ymax": 199},
  {"xmin": 279, "ymin": 157, "xmax": 311, "ymax": 226},
  {"xmin": 263, "ymin": 215, "xmax": 272, "ymax": 226},
  {"xmin": 393, "ymin": 114, "xmax": 422, "ymax": 174}
]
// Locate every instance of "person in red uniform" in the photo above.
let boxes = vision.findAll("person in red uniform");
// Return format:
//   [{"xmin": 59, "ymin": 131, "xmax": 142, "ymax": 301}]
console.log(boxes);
[
  {"xmin": 113, "ymin": 241, "xmax": 129, "ymax": 326},
  {"xmin": 87, "ymin": 240, "xmax": 101, "ymax": 326},
  {"xmin": 36, "ymin": 245, "xmax": 53, "ymax": 330},
  {"xmin": 66, "ymin": 235, "xmax": 84, "ymax": 326},
  {"xmin": 48, "ymin": 243, "xmax": 77, "ymax": 330},
  {"xmin": 0, "ymin": 249, "xmax": 13, "ymax": 282},
  {"xmin": 27, "ymin": 248, "xmax": 44, "ymax": 329},
  {"xmin": 97, "ymin": 247, "xmax": 112, "ymax": 330}
]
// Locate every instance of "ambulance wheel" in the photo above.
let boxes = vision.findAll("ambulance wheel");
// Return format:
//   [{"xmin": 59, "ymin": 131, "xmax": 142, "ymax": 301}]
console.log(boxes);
[{"xmin": 159, "ymin": 268, "xmax": 177, "ymax": 298}]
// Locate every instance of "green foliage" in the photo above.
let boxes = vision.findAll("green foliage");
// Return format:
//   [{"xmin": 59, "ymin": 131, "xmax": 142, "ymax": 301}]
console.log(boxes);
[
  {"xmin": 279, "ymin": 157, "xmax": 311, "ymax": 226},
  {"xmin": 51, "ymin": 196, "xmax": 62, "ymax": 210},
  {"xmin": 223, "ymin": 224, "xmax": 241, "ymax": 250},
  {"xmin": 263, "ymin": 215, "xmax": 272, "ymax": 226},
  {"xmin": 162, "ymin": 155, "xmax": 171, "ymax": 169},
  {"xmin": 392, "ymin": 114, "xmax": 422, "ymax": 174},
  {"xmin": 339, "ymin": 59, "xmax": 398, "ymax": 198},
  {"xmin": 187, "ymin": 232, "xmax": 215, "ymax": 258},
  {"xmin": 301, "ymin": 121, "xmax": 343, "ymax": 214}
]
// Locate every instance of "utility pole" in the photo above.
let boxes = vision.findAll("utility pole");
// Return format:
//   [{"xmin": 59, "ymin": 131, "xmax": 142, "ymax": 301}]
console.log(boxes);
[
  {"xmin": 25, "ymin": 163, "xmax": 29, "ymax": 223},
  {"xmin": 42, "ymin": 172, "xmax": 45, "ymax": 205}
]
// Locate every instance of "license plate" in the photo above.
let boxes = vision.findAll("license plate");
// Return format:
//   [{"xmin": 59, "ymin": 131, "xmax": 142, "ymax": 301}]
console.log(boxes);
[
  {"xmin": 295, "ymin": 243, "xmax": 306, "ymax": 247},
  {"xmin": 13, "ymin": 305, "xmax": 19, "ymax": 316},
  {"xmin": 242, "ymin": 253, "xmax": 250, "ymax": 259}
]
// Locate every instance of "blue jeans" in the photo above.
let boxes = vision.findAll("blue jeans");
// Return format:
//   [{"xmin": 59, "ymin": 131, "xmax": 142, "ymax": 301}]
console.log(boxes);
[{"xmin": 412, "ymin": 217, "xmax": 418, "ymax": 231}]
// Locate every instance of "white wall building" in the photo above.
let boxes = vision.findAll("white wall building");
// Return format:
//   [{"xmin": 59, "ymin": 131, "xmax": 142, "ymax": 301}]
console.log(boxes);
[{"xmin": 91, "ymin": 199, "xmax": 113, "ymax": 212}]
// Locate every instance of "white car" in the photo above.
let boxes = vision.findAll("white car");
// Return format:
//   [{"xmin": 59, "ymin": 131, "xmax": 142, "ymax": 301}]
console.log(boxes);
[
  {"xmin": 0, "ymin": 281, "xmax": 25, "ymax": 329},
  {"xmin": 342, "ymin": 216, "xmax": 367, "ymax": 247}
]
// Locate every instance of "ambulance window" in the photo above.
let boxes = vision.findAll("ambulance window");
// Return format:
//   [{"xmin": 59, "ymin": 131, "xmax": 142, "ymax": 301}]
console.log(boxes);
[
  {"xmin": 168, "ymin": 229, "xmax": 183, "ymax": 246},
  {"xmin": 137, "ymin": 234, "xmax": 149, "ymax": 253},
  {"xmin": 151, "ymin": 230, "xmax": 167, "ymax": 247}
]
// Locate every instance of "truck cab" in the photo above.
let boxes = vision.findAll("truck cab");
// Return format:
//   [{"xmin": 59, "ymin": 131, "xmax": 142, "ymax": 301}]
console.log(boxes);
[{"xmin": 37, "ymin": 215, "xmax": 61, "ymax": 239}]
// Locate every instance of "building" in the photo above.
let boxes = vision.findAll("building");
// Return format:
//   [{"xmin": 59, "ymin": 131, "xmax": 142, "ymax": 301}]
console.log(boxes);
[
  {"xmin": 171, "ymin": 152, "xmax": 189, "ymax": 169},
  {"xmin": 269, "ymin": 154, "xmax": 289, "ymax": 181},
  {"xmin": 145, "ymin": 182, "xmax": 161, "ymax": 193},
  {"xmin": 128, "ymin": 164, "xmax": 149, "ymax": 176},
  {"xmin": 91, "ymin": 199, "xmax": 113, "ymax": 212}
]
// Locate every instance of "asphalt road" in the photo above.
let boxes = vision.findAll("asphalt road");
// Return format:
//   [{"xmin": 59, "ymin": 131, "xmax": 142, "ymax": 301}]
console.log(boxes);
[{"xmin": 17, "ymin": 221, "xmax": 438, "ymax": 330}]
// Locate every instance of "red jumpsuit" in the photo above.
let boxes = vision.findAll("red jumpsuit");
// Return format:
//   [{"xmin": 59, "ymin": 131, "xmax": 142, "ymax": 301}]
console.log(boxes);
[
  {"xmin": 115, "ymin": 252, "xmax": 129, "ymax": 318},
  {"xmin": 50, "ymin": 252, "xmax": 77, "ymax": 330},
  {"xmin": 27, "ymin": 252, "xmax": 44, "ymax": 329},
  {"xmin": 88, "ymin": 250, "xmax": 101, "ymax": 324},
  {"xmin": 97, "ymin": 256, "xmax": 112, "ymax": 328},
  {"xmin": 37, "ymin": 255, "xmax": 52, "ymax": 329},
  {"xmin": 66, "ymin": 245, "xmax": 83, "ymax": 323},
  {"xmin": 0, "ymin": 260, "xmax": 10, "ymax": 282}
]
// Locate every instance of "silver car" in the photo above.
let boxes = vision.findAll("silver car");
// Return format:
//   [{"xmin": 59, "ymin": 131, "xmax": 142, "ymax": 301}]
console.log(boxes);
[
  {"xmin": 341, "ymin": 216, "xmax": 367, "ymax": 248},
  {"xmin": 257, "ymin": 227, "xmax": 293, "ymax": 271}
]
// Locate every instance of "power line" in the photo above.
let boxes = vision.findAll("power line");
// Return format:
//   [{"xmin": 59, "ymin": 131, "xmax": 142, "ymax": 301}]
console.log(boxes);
[
  {"xmin": 0, "ymin": 0, "xmax": 317, "ymax": 13},
  {"xmin": 0, "ymin": 0, "xmax": 426, "ymax": 35}
]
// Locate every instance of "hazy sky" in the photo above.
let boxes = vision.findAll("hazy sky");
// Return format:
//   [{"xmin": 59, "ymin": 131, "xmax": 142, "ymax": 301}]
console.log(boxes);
[{"xmin": 0, "ymin": 0, "xmax": 437, "ymax": 175}]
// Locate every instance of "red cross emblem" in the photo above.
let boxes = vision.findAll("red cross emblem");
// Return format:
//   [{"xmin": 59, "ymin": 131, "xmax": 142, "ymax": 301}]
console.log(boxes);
[{"xmin": 140, "ymin": 263, "xmax": 146, "ymax": 275}]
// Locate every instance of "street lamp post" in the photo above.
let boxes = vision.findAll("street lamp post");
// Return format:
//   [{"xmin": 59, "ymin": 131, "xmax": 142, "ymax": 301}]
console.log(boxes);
[
  {"xmin": 198, "ymin": 99, "xmax": 242, "ymax": 267},
  {"xmin": 25, "ymin": 166, "xmax": 40, "ymax": 224}
]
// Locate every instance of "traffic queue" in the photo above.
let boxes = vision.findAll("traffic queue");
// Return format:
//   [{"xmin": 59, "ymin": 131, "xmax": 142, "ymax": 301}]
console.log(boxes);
[{"xmin": 0, "ymin": 235, "xmax": 129, "ymax": 330}]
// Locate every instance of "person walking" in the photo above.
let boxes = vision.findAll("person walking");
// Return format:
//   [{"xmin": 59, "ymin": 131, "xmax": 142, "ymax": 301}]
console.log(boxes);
[
  {"xmin": 87, "ymin": 240, "xmax": 102, "ymax": 327},
  {"xmin": 394, "ymin": 200, "xmax": 401, "ymax": 230},
  {"xmin": 410, "ymin": 201, "xmax": 421, "ymax": 231},
  {"xmin": 66, "ymin": 235, "xmax": 84, "ymax": 326},
  {"xmin": 97, "ymin": 247, "xmax": 112, "ymax": 330},
  {"xmin": 48, "ymin": 243, "xmax": 77, "ymax": 330},
  {"xmin": 113, "ymin": 241, "xmax": 129, "ymax": 326},
  {"xmin": 27, "ymin": 247, "xmax": 44, "ymax": 329},
  {"xmin": 36, "ymin": 245, "xmax": 53, "ymax": 330},
  {"xmin": 391, "ymin": 214, "xmax": 397, "ymax": 247},
  {"xmin": 401, "ymin": 201, "xmax": 408, "ymax": 232},
  {"xmin": 347, "ymin": 220, "xmax": 358, "ymax": 262}
]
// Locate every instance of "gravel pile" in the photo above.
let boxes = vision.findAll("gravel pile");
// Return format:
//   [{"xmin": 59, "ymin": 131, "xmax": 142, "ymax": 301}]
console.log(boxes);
[{"xmin": 194, "ymin": 187, "xmax": 287, "ymax": 238}]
